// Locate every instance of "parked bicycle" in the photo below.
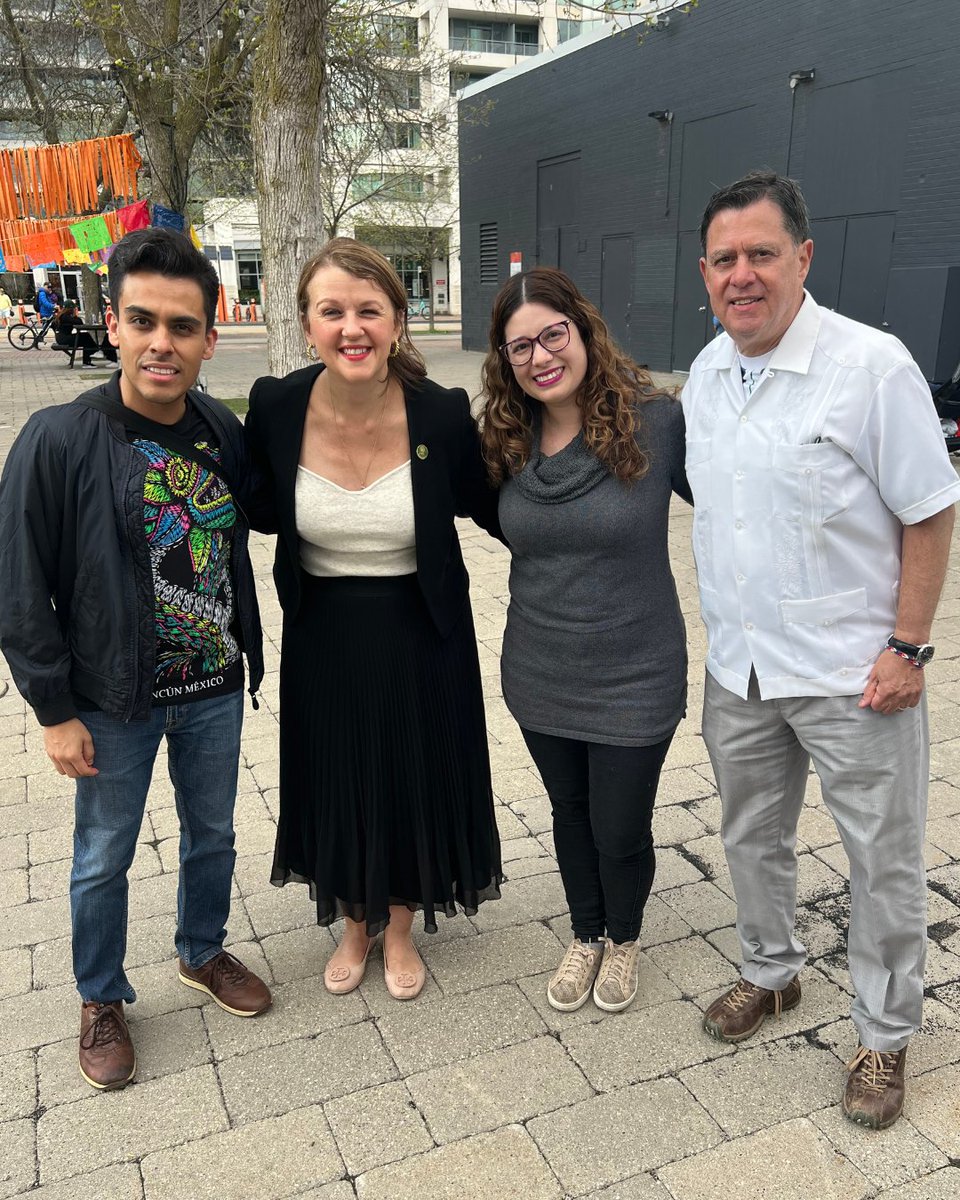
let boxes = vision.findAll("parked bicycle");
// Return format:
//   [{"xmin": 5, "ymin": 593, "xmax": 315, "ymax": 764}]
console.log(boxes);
[
  {"xmin": 406, "ymin": 297, "xmax": 430, "ymax": 320},
  {"xmin": 7, "ymin": 313, "xmax": 57, "ymax": 351}
]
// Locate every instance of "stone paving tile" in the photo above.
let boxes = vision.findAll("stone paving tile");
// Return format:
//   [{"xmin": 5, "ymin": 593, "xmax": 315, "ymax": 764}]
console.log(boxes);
[
  {"xmin": 407, "ymin": 1033, "xmax": 593, "ymax": 1143},
  {"xmin": 508, "ymin": 793, "xmax": 552, "ymax": 835},
  {"xmin": 645, "ymin": 932, "xmax": 740, "ymax": 996},
  {"xmin": 27, "ymin": 823, "xmax": 74, "ymax": 865},
  {"xmin": 561, "ymin": 999, "xmax": 735, "ymax": 1091},
  {"xmin": 469, "ymin": 869, "xmax": 568, "ymax": 932},
  {"xmin": 902, "ymin": 1061, "xmax": 960, "ymax": 1155},
  {"xmin": 0, "ymin": 1116, "xmax": 36, "ymax": 1199},
  {"xmin": 659, "ymin": 879, "xmax": 738, "ymax": 934},
  {"xmin": 0, "ymin": 946, "xmax": 30, "ymax": 999},
  {"xmin": 529, "ymin": 1077, "xmax": 723, "ymax": 1195},
  {"xmin": 287, "ymin": 1185, "xmax": 357, "ymax": 1200},
  {"xmin": 0, "ymin": 981, "xmax": 77, "ymax": 1053},
  {"xmin": 243, "ymin": 880, "xmax": 321, "ymax": 939},
  {"xmin": 0, "ymin": 894, "xmax": 70, "ymax": 950},
  {"xmin": 6, "ymin": 1163, "xmax": 144, "ymax": 1200},
  {"xmin": 38, "ymin": 1005, "xmax": 210, "ymax": 1111},
  {"xmin": 218, "ymin": 1021, "xmax": 396, "ymax": 1124},
  {"xmin": 657, "ymin": 1117, "xmax": 870, "ymax": 1200},
  {"xmin": 375, "ymin": 981, "xmax": 546, "ymax": 1075},
  {"xmin": 0, "ymin": 833, "xmax": 27, "ymax": 872},
  {"xmin": 811, "ymin": 1103, "xmax": 948, "ymax": 1192},
  {"xmin": 680, "ymin": 1036, "xmax": 842, "ymax": 1136},
  {"xmin": 142, "ymin": 1104, "xmax": 343, "ymax": 1200},
  {"xmin": 874, "ymin": 1167, "xmax": 960, "ymax": 1199},
  {"xmin": 356, "ymin": 1125, "xmax": 561, "ymax": 1200},
  {"xmin": 37, "ymin": 1064, "xmax": 228, "ymax": 1183},
  {"xmin": 636, "ymin": 895, "xmax": 695, "ymax": 947},
  {"xmin": 324, "ymin": 1080, "xmax": 433, "ymax": 1175},
  {"xmin": 649, "ymin": 846, "xmax": 707, "ymax": 891},
  {"xmin": 421, "ymin": 921, "xmax": 564, "ymax": 995},
  {"xmin": 583, "ymin": 1177, "xmax": 672, "ymax": 1200},
  {"xmin": 260, "ymin": 923, "xmax": 338, "ymax": 985},
  {"xmin": 0, "ymin": 867, "xmax": 28, "ymax": 908},
  {"xmin": 0, "ymin": 1048, "xmax": 35, "ymax": 1121},
  {"xmin": 233, "ymin": 849, "xmax": 276, "ymax": 897},
  {"xmin": 203, "ymin": 973, "xmax": 366, "ymax": 1061}
]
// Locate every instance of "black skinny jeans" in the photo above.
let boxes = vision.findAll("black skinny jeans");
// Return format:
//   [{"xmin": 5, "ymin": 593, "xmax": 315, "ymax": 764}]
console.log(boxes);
[{"xmin": 522, "ymin": 729, "xmax": 673, "ymax": 944}]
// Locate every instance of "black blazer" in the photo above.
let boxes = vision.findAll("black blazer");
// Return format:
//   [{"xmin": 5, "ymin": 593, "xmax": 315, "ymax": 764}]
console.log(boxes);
[{"xmin": 245, "ymin": 364, "xmax": 502, "ymax": 637}]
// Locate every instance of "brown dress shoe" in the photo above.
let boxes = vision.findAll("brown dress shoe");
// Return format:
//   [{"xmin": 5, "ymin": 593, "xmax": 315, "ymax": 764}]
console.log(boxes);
[
  {"xmin": 702, "ymin": 975, "xmax": 801, "ymax": 1043},
  {"xmin": 843, "ymin": 1044, "xmax": 907, "ymax": 1129},
  {"xmin": 178, "ymin": 951, "xmax": 272, "ymax": 1017},
  {"xmin": 79, "ymin": 1001, "xmax": 136, "ymax": 1090}
]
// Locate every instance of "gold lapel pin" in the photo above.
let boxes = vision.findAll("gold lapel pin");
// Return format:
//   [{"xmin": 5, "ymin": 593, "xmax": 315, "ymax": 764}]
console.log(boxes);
[{"xmin": 416, "ymin": 444, "xmax": 429, "ymax": 460}]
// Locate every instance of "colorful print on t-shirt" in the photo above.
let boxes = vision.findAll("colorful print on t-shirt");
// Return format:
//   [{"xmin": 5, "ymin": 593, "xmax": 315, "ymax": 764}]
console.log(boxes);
[{"xmin": 131, "ymin": 429, "xmax": 243, "ymax": 704}]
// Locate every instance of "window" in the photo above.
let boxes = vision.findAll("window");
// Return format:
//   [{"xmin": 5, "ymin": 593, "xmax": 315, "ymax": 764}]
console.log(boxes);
[
  {"xmin": 388, "ymin": 122, "xmax": 422, "ymax": 150},
  {"xmin": 393, "ymin": 173, "xmax": 427, "ymax": 199},
  {"xmin": 237, "ymin": 251, "xmax": 263, "ymax": 301},
  {"xmin": 389, "ymin": 71, "xmax": 421, "ymax": 110},
  {"xmin": 352, "ymin": 173, "xmax": 386, "ymax": 200},
  {"xmin": 514, "ymin": 25, "xmax": 538, "ymax": 46},
  {"xmin": 557, "ymin": 20, "xmax": 581, "ymax": 43},
  {"xmin": 377, "ymin": 15, "xmax": 418, "ymax": 54},
  {"xmin": 450, "ymin": 69, "xmax": 489, "ymax": 94},
  {"xmin": 480, "ymin": 223, "xmax": 498, "ymax": 285}
]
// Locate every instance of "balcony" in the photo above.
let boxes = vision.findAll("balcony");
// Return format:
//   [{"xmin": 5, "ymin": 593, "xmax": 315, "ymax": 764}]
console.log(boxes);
[{"xmin": 449, "ymin": 36, "xmax": 539, "ymax": 56}]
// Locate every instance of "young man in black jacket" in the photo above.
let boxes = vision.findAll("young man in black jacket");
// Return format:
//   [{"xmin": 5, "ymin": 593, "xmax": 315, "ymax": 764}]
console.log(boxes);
[{"xmin": 0, "ymin": 228, "xmax": 271, "ymax": 1091}]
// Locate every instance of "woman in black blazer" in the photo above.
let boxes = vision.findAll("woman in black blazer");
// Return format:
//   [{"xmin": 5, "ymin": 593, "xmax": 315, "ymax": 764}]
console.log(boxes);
[{"xmin": 245, "ymin": 238, "xmax": 502, "ymax": 1000}]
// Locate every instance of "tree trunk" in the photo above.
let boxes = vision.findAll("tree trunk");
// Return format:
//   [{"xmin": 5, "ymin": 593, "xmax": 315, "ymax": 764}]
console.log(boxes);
[{"xmin": 252, "ymin": 1, "xmax": 330, "ymax": 378}]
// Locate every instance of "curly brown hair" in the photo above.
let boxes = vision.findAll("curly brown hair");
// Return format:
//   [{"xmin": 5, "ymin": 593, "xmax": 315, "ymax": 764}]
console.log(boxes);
[
  {"xmin": 296, "ymin": 237, "xmax": 426, "ymax": 389},
  {"xmin": 480, "ymin": 268, "xmax": 662, "ymax": 485}
]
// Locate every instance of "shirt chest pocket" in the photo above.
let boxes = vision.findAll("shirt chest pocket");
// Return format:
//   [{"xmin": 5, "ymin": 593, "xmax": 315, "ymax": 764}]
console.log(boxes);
[{"xmin": 772, "ymin": 441, "xmax": 850, "ymax": 524}]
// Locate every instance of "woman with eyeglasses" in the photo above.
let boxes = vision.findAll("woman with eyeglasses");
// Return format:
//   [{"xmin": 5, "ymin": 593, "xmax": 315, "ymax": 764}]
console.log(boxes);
[{"xmin": 481, "ymin": 267, "xmax": 691, "ymax": 1015}]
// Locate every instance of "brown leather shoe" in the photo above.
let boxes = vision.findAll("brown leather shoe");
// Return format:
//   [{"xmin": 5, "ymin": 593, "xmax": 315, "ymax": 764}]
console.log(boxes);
[
  {"xmin": 178, "ymin": 951, "xmax": 272, "ymax": 1017},
  {"xmin": 702, "ymin": 975, "xmax": 801, "ymax": 1042},
  {"xmin": 78, "ymin": 1001, "xmax": 136, "ymax": 1090},
  {"xmin": 843, "ymin": 1044, "xmax": 907, "ymax": 1129}
]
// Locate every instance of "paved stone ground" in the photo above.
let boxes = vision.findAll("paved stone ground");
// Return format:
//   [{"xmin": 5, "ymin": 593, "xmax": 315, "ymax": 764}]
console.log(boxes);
[{"xmin": 1, "ymin": 332, "xmax": 959, "ymax": 1199}]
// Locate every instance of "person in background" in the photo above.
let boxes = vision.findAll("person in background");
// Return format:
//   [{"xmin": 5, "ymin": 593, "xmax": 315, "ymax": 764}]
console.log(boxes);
[
  {"xmin": 245, "ymin": 237, "xmax": 503, "ymax": 1002},
  {"xmin": 481, "ymin": 267, "xmax": 690, "ymax": 1015},
  {"xmin": 35, "ymin": 281, "xmax": 58, "ymax": 321},
  {"xmin": 0, "ymin": 285, "xmax": 13, "ymax": 326},
  {"xmin": 53, "ymin": 301, "xmax": 117, "ymax": 367}
]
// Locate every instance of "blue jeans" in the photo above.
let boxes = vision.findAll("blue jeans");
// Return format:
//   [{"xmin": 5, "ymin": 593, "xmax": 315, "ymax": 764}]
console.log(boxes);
[{"xmin": 71, "ymin": 691, "xmax": 244, "ymax": 1003}]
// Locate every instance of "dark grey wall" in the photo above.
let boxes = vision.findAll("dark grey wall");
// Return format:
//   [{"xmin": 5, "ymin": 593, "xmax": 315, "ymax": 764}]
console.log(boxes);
[{"xmin": 458, "ymin": 0, "xmax": 960, "ymax": 376}]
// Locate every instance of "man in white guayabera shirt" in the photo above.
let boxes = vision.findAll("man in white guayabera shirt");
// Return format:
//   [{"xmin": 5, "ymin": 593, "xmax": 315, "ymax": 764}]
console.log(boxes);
[{"xmin": 682, "ymin": 171, "xmax": 959, "ymax": 1131}]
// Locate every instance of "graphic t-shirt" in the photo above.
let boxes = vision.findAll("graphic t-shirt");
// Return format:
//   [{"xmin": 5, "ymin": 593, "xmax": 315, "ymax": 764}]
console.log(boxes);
[{"xmin": 129, "ymin": 402, "xmax": 243, "ymax": 705}]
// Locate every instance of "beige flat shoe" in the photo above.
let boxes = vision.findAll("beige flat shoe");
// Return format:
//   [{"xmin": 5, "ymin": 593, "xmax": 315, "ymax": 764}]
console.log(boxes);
[
  {"xmin": 324, "ymin": 935, "xmax": 374, "ymax": 995},
  {"xmin": 383, "ymin": 942, "xmax": 426, "ymax": 1001}
]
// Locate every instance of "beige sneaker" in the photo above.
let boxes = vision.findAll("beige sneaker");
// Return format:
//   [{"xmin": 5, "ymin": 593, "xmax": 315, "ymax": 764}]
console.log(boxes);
[
  {"xmin": 593, "ymin": 938, "xmax": 641, "ymax": 1012},
  {"xmin": 547, "ymin": 939, "xmax": 604, "ymax": 1011}
]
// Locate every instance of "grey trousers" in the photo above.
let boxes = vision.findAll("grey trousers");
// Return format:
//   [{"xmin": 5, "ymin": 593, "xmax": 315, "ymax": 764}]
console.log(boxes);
[{"xmin": 701, "ymin": 670, "xmax": 928, "ymax": 1052}]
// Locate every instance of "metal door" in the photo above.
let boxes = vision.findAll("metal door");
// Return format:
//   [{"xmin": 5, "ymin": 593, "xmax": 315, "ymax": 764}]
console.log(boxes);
[
  {"xmin": 601, "ymin": 235, "xmax": 634, "ymax": 354},
  {"xmin": 837, "ymin": 214, "xmax": 896, "ymax": 328},
  {"xmin": 673, "ymin": 231, "xmax": 711, "ymax": 370},
  {"xmin": 805, "ymin": 218, "xmax": 845, "ymax": 310},
  {"xmin": 538, "ymin": 154, "xmax": 580, "ymax": 275}
]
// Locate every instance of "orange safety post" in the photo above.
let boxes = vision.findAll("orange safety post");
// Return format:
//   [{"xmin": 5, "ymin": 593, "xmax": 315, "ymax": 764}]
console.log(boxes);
[
  {"xmin": 18, "ymin": 303, "xmax": 25, "ymax": 321},
  {"xmin": 248, "ymin": 300, "xmax": 257, "ymax": 322},
  {"xmin": 232, "ymin": 300, "xmax": 242, "ymax": 323},
  {"xmin": 217, "ymin": 285, "xmax": 227, "ymax": 324}
]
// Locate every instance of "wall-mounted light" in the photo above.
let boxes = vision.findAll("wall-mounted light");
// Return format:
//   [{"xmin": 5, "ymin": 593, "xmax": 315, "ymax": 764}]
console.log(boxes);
[
  {"xmin": 789, "ymin": 69, "xmax": 815, "ymax": 90},
  {"xmin": 648, "ymin": 110, "xmax": 673, "ymax": 123}
]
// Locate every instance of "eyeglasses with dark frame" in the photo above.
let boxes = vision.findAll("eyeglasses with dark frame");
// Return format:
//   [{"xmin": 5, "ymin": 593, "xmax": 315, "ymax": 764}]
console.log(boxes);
[{"xmin": 499, "ymin": 320, "xmax": 571, "ymax": 366}]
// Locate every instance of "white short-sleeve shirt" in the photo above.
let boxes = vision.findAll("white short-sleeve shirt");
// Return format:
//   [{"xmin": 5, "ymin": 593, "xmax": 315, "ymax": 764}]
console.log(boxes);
[{"xmin": 681, "ymin": 292, "xmax": 960, "ymax": 699}]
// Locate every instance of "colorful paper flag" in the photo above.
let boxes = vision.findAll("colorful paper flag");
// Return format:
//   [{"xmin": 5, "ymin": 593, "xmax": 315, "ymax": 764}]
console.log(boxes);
[
  {"xmin": 151, "ymin": 204, "xmax": 185, "ymax": 232},
  {"xmin": 63, "ymin": 248, "xmax": 91, "ymax": 265},
  {"xmin": 21, "ymin": 230, "xmax": 63, "ymax": 267},
  {"xmin": 115, "ymin": 199, "xmax": 149, "ymax": 233},
  {"xmin": 69, "ymin": 216, "xmax": 112, "ymax": 254},
  {"xmin": 189, "ymin": 224, "xmax": 203, "ymax": 251},
  {"xmin": 0, "ymin": 246, "xmax": 5, "ymax": 272}
]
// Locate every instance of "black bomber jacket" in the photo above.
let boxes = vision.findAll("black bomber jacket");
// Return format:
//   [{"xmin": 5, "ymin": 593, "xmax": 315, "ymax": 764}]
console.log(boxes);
[{"xmin": 0, "ymin": 374, "xmax": 264, "ymax": 725}]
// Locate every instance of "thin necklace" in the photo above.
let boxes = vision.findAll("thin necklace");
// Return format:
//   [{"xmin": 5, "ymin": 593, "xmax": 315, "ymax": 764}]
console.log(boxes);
[{"xmin": 328, "ymin": 388, "xmax": 390, "ymax": 489}]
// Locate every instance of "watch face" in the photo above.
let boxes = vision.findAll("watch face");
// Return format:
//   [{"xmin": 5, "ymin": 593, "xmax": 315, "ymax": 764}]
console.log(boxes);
[{"xmin": 917, "ymin": 645, "xmax": 935, "ymax": 665}]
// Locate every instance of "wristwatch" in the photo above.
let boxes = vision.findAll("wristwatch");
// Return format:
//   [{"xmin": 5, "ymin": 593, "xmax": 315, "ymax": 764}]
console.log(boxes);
[{"xmin": 886, "ymin": 636, "xmax": 935, "ymax": 666}]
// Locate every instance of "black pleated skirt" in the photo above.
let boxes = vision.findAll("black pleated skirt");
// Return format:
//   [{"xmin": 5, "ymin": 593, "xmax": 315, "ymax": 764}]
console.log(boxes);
[{"xmin": 273, "ymin": 572, "xmax": 503, "ymax": 934}]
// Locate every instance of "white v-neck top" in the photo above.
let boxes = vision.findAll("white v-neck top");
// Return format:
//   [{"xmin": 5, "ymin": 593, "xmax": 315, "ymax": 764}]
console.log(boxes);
[{"xmin": 295, "ymin": 460, "xmax": 416, "ymax": 577}]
